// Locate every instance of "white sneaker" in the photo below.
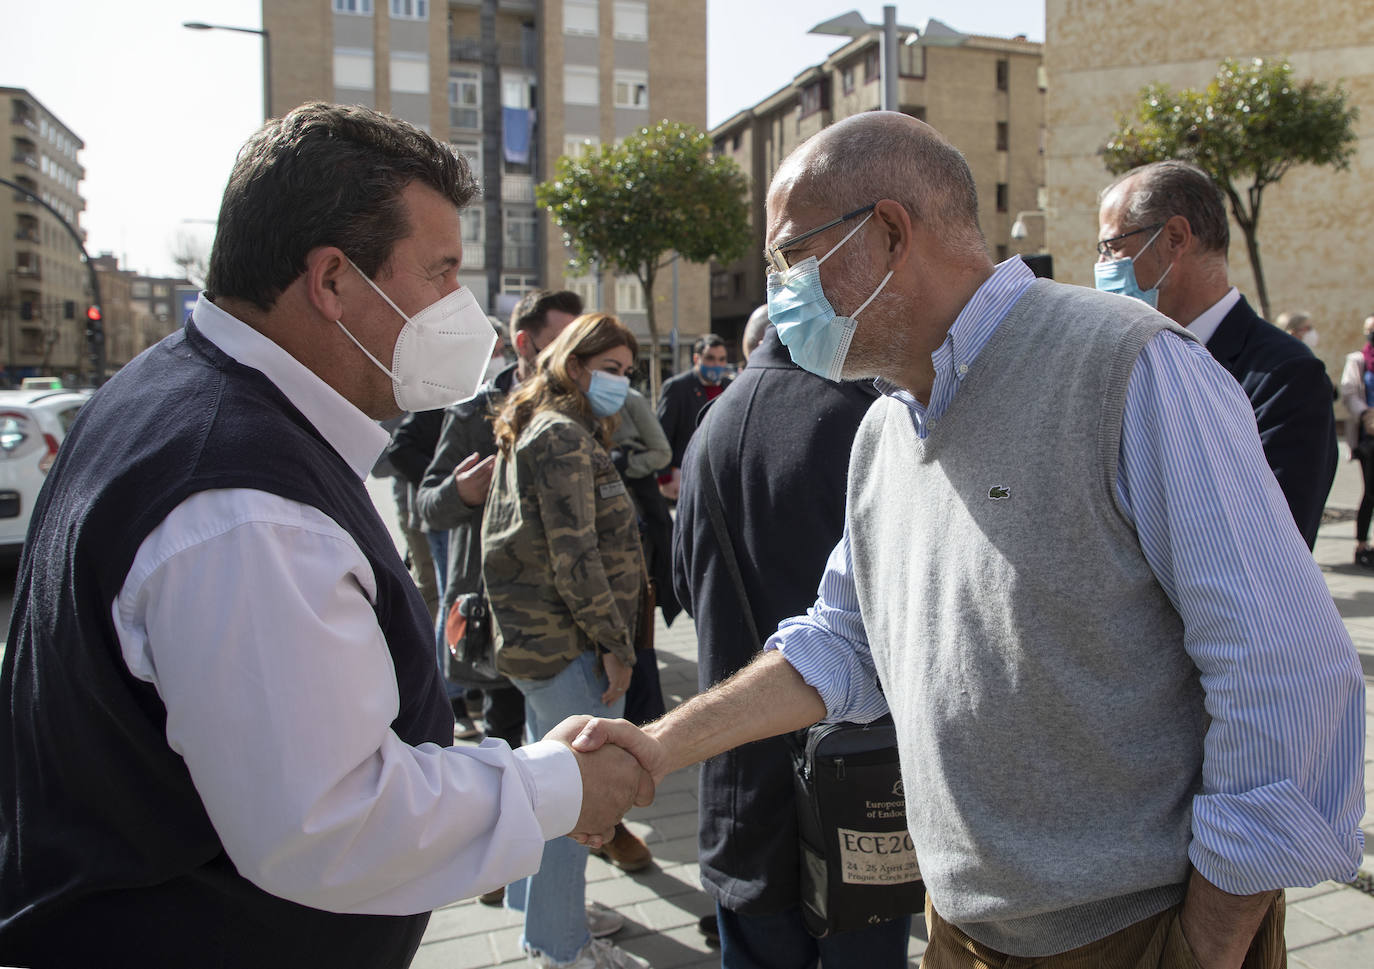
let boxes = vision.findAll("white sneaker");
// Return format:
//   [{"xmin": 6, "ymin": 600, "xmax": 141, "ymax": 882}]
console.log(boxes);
[
  {"xmin": 531, "ymin": 937, "xmax": 650, "ymax": 969},
  {"xmin": 586, "ymin": 900, "xmax": 624, "ymax": 938}
]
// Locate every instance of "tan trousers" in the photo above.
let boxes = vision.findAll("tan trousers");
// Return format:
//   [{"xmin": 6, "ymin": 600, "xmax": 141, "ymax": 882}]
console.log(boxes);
[{"xmin": 920, "ymin": 893, "xmax": 1286, "ymax": 969}]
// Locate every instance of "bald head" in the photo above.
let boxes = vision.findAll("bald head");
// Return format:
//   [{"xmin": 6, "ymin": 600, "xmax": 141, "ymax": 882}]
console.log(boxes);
[
  {"xmin": 742, "ymin": 305, "xmax": 771, "ymax": 362},
  {"xmin": 769, "ymin": 112, "xmax": 985, "ymax": 255}
]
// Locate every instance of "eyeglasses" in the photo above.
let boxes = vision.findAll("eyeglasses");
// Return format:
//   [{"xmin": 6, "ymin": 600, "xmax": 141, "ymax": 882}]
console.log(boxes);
[
  {"xmin": 766, "ymin": 203, "xmax": 877, "ymax": 276},
  {"xmin": 1096, "ymin": 223, "xmax": 1164, "ymax": 259}
]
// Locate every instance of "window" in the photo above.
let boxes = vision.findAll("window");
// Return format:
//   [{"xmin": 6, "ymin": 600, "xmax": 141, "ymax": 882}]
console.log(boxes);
[
  {"xmin": 799, "ymin": 80, "xmax": 829, "ymax": 119},
  {"xmin": 502, "ymin": 274, "xmax": 539, "ymax": 295},
  {"xmin": 565, "ymin": 275, "xmax": 598, "ymax": 310},
  {"xmin": 841, "ymin": 65, "xmax": 855, "ymax": 95},
  {"xmin": 563, "ymin": 134, "xmax": 600, "ymax": 159},
  {"xmin": 390, "ymin": 0, "xmax": 427, "ymax": 19},
  {"xmin": 502, "ymin": 74, "xmax": 534, "ymax": 109},
  {"xmin": 996, "ymin": 121, "xmax": 1008, "ymax": 151},
  {"xmin": 614, "ymin": 70, "xmax": 648, "ymax": 109},
  {"xmin": 564, "ymin": 0, "xmax": 598, "ymax": 36},
  {"xmin": 902, "ymin": 105, "xmax": 926, "ymax": 122},
  {"xmin": 863, "ymin": 48, "xmax": 880, "ymax": 84},
  {"xmin": 564, "ymin": 66, "xmax": 599, "ymax": 105},
  {"xmin": 615, "ymin": 275, "xmax": 645, "ymax": 312},
  {"xmin": 333, "ymin": 0, "xmax": 373, "ymax": 12},
  {"xmin": 334, "ymin": 48, "xmax": 375, "ymax": 89},
  {"xmin": 996, "ymin": 59, "xmax": 1009, "ymax": 91},
  {"xmin": 449, "ymin": 71, "xmax": 480, "ymax": 129},
  {"xmin": 995, "ymin": 183, "xmax": 1008, "ymax": 213},
  {"xmin": 613, "ymin": 1, "xmax": 647, "ymax": 41},
  {"xmin": 711, "ymin": 272, "xmax": 730, "ymax": 300},
  {"xmin": 452, "ymin": 139, "xmax": 481, "ymax": 177},
  {"xmin": 504, "ymin": 210, "xmax": 537, "ymax": 245},
  {"xmin": 460, "ymin": 208, "xmax": 482, "ymax": 244},
  {"xmin": 996, "ymin": 244, "xmax": 1008, "ymax": 262},
  {"xmin": 898, "ymin": 44, "xmax": 924, "ymax": 78},
  {"xmin": 391, "ymin": 53, "xmax": 429, "ymax": 94}
]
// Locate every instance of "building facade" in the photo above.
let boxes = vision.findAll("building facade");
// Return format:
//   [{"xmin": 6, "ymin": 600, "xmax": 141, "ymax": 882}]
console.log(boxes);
[
  {"xmin": 90, "ymin": 256, "xmax": 195, "ymax": 371},
  {"xmin": 1, "ymin": 88, "xmax": 89, "ymax": 384},
  {"xmin": 263, "ymin": 0, "xmax": 709, "ymax": 374},
  {"xmin": 1043, "ymin": 0, "xmax": 1374, "ymax": 376},
  {"xmin": 707, "ymin": 26, "xmax": 1045, "ymax": 341}
]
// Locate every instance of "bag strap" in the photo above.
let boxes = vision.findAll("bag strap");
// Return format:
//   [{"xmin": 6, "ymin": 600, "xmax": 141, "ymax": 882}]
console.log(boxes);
[{"xmin": 697, "ymin": 412, "xmax": 763, "ymax": 649}]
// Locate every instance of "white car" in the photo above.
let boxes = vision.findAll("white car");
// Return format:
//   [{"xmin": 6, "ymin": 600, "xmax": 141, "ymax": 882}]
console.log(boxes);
[{"xmin": 0, "ymin": 388, "xmax": 91, "ymax": 551}]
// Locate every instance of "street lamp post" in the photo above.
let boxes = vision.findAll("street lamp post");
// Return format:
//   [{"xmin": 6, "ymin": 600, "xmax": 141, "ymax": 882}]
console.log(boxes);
[
  {"xmin": 808, "ymin": 7, "xmax": 920, "ymax": 112},
  {"xmin": 182, "ymin": 21, "xmax": 272, "ymax": 120}
]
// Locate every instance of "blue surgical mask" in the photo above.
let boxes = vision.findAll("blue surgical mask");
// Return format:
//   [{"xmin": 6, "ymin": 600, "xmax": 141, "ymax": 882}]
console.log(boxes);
[
  {"xmin": 1093, "ymin": 226, "xmax": 1173, "ymax": 309},
  {"xmin": 586, "ymin": 371, "xmax": 630, "ymax": 418},
  {"xmin": 698, "ymin": 364, "xmax": 728, "ymax": 384},
  {"xmin": 766, "ymin": 212, "xmax": 893, "ymax": 381}
]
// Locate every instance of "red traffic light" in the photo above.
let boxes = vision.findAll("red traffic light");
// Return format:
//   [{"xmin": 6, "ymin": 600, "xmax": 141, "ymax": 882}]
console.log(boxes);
[{"xmin": 86, "ymin": 305, "xmax": 102, "ymax": 323}]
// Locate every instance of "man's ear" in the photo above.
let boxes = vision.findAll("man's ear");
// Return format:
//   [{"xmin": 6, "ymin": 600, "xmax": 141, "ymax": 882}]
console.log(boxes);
[
  {"xmin": 873, "ymin": 199, "xmax": 914, "ymax": 271},
  {"xmin": 1161, "ymin": 214, "xmax": 1193, "ymax": 257},
  {"xmin": 303, "ymin": 247, "xmax": 351, "ymax": 322}
]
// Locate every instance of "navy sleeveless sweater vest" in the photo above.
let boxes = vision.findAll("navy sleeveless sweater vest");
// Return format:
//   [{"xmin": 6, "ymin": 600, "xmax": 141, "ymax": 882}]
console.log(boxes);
[{"xmin": 0, "ymin": 319, "xmax": 452, "ymax": 968}]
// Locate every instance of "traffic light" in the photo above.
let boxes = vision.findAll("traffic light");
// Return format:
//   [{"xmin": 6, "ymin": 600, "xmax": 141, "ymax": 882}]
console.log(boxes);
[{"xmin": 85, "ymin": 305, "xmax": 104, "ymax": 346}]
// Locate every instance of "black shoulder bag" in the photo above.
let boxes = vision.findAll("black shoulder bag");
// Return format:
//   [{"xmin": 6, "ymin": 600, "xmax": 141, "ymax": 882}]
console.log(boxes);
[{"xmin": 696, "ymin": 416, "xmax": 923, "ymax": 938}]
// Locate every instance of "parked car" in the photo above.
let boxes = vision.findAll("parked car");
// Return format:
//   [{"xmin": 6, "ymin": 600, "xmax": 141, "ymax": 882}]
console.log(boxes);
[{"xmin": 0, "ymin": 389, "xmax": 91, "ymax": 551}]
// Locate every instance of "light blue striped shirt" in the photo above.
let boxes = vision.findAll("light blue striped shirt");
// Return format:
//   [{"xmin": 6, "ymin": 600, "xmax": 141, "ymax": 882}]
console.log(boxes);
[{"xmin": 771, "ymin": 258, "xmax": 1366, "ymax": 893}]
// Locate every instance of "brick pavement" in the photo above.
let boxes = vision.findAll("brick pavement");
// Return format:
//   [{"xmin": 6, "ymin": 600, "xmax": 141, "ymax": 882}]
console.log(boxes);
[{"xmin": 408, "ymin": 456, "xmax": 1374, "ymax": 967}]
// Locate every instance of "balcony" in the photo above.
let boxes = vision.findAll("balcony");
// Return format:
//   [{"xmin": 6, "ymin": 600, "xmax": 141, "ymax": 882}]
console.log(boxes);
[
  {"xmin": 501, "ymin": 174, "xmax": 535, "ymax": 203},
  {"xmin": 15, "ymin": 263, "xmax": 41, "ymax": 280},
  {"xmin": 12, "ymin": 153, "xmax": 38, "ymax": 170},
  {"xmin": 448, "ymin": 36, "xmax": 536, "ymax": 68},
  {"xmin": 10, "ymin": 113, "xmax": 37, "ymax": 133},
  {"xmin": 502, "ymin": 244, "xmax": 537, "ymax": 269}
]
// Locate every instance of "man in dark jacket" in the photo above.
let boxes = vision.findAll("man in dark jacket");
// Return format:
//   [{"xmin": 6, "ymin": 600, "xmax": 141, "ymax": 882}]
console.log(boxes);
[
  {"xmin": 656, "ymin": 333, "xmax": 731, "ymax": 500},
  {"xmin": 672, "ymin": 322, "xmax": 909, "ymax": 967},
  {"xmin": 1097, "ymin": 160, "xmax": 1337, "ymax": 548}
]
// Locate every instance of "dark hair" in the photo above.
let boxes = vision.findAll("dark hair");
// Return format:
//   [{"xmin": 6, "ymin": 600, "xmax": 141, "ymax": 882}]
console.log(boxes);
[
  {"xmin": 1101, "ymin": 160, "xmax": 1230, "ymax": 254},
  {"xmin": 693, "ymin": 333, "xmax": 726, "ymax": 357},
  {"xmin": 494, "ymin": 313, "xmax": 639, "ymax": 452},
  {"xmin": 509, "ymin": 289, "xmax": 585, "ymax": 341},
  {"xmin": 205, "ymin": 102, "xmax": 479, "ymax": 311}
]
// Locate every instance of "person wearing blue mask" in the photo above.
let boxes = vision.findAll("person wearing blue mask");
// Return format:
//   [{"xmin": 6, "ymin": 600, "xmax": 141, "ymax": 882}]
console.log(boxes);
[
  {"xmin": 1096, "ymin": 160, "xmax": 1337, "ymax": 549},
  {"xmin": 655, "ymin": 333, "xmax": 733, "ymax": 501},
  {"xmin": 571, "ymin": 112, "xmax": 1363, "ymax": 969}
]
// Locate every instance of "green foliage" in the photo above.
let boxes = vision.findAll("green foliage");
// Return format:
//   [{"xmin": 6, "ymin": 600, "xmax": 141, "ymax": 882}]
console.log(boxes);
[
  {"xmin": 536, "ymin": 120, "xmax": 751, "ymax": 286},
  {"xmin": 1102, "ymin": 57, "xmax": 1358, "ymax": 191},
  {"xmin": 1101, "ymin": 58, "xmax": 1358, "ymax": 318}
]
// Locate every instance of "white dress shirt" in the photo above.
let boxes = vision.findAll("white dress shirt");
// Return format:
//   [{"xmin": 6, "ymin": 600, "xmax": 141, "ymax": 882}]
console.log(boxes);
[
  {"xmin": 1182, "ymin": 285, "xmax": 1241, "ymax": 345},
  {"xmin": 111, "ymin": 295, "xmax": 580, "ymax": 916}
]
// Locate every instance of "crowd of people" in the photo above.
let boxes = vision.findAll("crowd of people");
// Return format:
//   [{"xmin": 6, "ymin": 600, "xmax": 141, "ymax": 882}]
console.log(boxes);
[{"xmin": 0, "ymin": 100, "xmax": 1365, "ymax": 969}]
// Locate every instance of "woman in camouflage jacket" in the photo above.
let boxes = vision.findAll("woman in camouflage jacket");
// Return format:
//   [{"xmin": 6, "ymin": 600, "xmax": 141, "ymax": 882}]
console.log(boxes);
[{"xmin": 481, "ymin": 313, "xmax": 648, "ymax": 969}]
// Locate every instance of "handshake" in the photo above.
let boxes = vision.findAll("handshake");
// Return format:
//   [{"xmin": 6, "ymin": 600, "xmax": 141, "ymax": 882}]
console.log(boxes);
[{"xmin": 545, "ymin": 716, "xmax": 668, "ymax": 847}]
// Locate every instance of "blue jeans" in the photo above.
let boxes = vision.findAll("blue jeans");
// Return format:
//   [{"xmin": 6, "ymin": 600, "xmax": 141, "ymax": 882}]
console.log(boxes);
[
  {"xmin": 507, "ymin": 651, "xmax": 626, "ymax": 963},
  {"xmin": 716, "ymin": 902, "xmax": 911, "ymax": 969},
  {"xmin": 426, "ymin": 530, "xmax": 465, "ymax": 700}
]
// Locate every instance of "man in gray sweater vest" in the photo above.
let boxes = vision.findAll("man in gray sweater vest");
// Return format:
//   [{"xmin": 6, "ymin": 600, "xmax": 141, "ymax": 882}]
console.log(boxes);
[{"xmin": 572, "ymin": 112, "xmax": 1365, "ymax": 968}]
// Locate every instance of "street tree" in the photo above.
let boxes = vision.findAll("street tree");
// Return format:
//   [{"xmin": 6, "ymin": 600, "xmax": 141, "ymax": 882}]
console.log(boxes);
[
  {"xmin": 1102, "ymin": 57, "xmax": 1358, "ymax": 319},
  {"xmin": 169, "ymin": 231, "xmax": 210, "ymax": 288},
  {"xmin": 536, "ymin": 120, "xmax": 750, "ymax": 402}
]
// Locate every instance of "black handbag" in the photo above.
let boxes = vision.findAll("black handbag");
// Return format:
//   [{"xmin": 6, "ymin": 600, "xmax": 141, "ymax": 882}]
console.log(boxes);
[
  {"xmin": 697, "ymin": 415, "xmax": 923, "ymax": 937},
  {"xmin": 444, "ymin": 591, "xmax": 502, "ymax": 685}
]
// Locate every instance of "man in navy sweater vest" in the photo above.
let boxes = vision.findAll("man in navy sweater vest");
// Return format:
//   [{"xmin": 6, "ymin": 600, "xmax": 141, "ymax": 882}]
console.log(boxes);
[{"xmin": 0, "ymin": 102, "xmax": 648, "ymax": 969}]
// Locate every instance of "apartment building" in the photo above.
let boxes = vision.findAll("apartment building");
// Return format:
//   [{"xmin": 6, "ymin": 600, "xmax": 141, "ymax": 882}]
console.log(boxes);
[
  {"xmin": 89, "ymin": 255, "xmax": 196, "ymax": 370},
  {"xmin": 0, "ymin": 88, "xmax": 89, "ymax": 383},
  {"xmin": 707, "ymin": 25, "xmax": 1045, "ymax": 340},
  {"xmin": 1043, "ymin": 1, "xmax": 1373, "ymax": 375},
  {"xmin": 263, "ymin": 0, "xmax": 709, "ymax": 371}
]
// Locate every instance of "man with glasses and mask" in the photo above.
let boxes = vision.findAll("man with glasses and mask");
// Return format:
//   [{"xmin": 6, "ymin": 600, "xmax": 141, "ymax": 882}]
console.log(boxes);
[
  {"xmin": 1096, "ymin": 160, "xmax": 1337, "ymax": 548},
  {"xmin": 569, "ymin": 112, "xmax": 1364, "ymax": 969},
  {"xmin": 0, "ymin": 105, "xmax": 652, "ymax": 969}
]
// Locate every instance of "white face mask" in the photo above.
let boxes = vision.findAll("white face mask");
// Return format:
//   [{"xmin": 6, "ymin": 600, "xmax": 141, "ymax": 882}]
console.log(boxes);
[{"xmin": 337, "ymin": 256, "xmax": 496, "ymax": 412}]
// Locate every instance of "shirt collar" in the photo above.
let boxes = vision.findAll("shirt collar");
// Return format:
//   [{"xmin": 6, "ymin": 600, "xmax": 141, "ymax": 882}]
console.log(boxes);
[
  {"xmin": 874, "ymin": 257, "xmax": 1037, "ymax": 401},
  {"xmin": 192, "ymin": 294, "xmax": 389, "ymax": 479},
  {"xmin": 1184, "ymin": 287, "xmax": 1240, "ymax": 346}
]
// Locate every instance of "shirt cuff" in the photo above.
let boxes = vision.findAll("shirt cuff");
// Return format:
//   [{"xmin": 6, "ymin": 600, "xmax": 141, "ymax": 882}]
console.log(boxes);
[
  {"xmin": 509, "ymin": 738, "xmax": 583, "ymax": 840},
  {"xmin": 1189, "ymin": 779, "xmax": 1365, "ymax": 894}
]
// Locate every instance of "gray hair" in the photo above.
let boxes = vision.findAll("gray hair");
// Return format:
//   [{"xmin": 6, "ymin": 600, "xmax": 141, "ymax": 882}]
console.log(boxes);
[
  {"xmin": 1101, "ymin": 160, "xmax": 1229, "ymax": 254},
  {"xmin": 1276, "ymin": 311, "xmax": 1310, "ymax": 335},
  {"xmin": 785, "ymin": 113, "xmax": 985, "ymax": 254}
]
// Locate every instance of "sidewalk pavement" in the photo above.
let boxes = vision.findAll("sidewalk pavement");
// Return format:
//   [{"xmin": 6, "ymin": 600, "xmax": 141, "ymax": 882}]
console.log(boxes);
[{"xmin": 392, "ymin": 456, "xmax": 1374, "ymax": 968}]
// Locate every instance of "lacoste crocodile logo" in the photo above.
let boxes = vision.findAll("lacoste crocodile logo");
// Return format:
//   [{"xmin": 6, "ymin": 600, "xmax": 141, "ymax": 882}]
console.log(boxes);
[{"xmin": 988, "ymin": 486, "xmax": 1010, "ymax": 500}]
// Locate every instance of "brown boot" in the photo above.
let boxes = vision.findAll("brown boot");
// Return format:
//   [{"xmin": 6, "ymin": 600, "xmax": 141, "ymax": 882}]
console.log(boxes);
[{"xmin": 590, "ymin": 822, "xmax": 652, "ymax": 872}]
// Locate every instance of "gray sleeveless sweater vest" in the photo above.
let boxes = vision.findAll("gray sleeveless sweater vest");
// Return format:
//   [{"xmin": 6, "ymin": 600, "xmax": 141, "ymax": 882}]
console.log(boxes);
[{"xmin": 846, "ymin": 280, "xmax": 1207, "ymax": 955}]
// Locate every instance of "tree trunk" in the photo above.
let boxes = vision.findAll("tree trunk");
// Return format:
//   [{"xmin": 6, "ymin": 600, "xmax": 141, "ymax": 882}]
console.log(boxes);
[
  {"xmin": 641, "ymin": 265, "xmax": 660, "ymax": 404},
  {"xmin": 1222, "ymin": 182, "xmax": 1270, "ymax": 321},
  {"xmin": 1241, "ymin": 225, "xmax": 1270, "ymax": 322}
]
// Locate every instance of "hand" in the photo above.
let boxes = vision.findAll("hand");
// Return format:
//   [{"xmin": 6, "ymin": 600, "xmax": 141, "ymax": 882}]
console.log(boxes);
[
  {"xmin": 1361, "ymin": 409, "xmax": 1374, "ymax": 435},
  {"xmin": 544, "ymin": 716, "xmax": 655, "ymax": 846},
  {"xmin": 572, "ymin": 717, "xmax": 670, "ymax": 788},
  {"xmin": 658, "ymin": 467, "xmax": 681, "ymax": 502},
  {"xmin": 454, "ymin": 452, "xmax": 496, "ymax": 507},
  {"xmin": 601, "ymin": 652, "xmax": 632, "ymax": 707}
]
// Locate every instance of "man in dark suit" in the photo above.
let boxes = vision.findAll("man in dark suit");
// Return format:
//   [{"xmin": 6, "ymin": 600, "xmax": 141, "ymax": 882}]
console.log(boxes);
[
  {"xmin": 1097, "ymin": 160, "xmax": 1336, "ymax": 548},
  {"xmin": 655, "ymin": 333, "xmax": 732, "ymax": 500},
  {"xmin": 671, "ymin": 323, "xmax": 909, "ymax": 968}
]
